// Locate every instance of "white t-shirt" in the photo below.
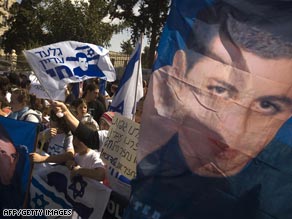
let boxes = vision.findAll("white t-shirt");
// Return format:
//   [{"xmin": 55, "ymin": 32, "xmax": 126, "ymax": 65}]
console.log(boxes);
[
  {"xmin": 74, "ymin": 149, "xmax": 104, "ymax": 169},
  {"xmin": 47, "ymin": 132, "xmax": 74, "ymax": 155},
  {"xmin": 98, "ymin": 130, "xmax": 109, "ymax": 150}
]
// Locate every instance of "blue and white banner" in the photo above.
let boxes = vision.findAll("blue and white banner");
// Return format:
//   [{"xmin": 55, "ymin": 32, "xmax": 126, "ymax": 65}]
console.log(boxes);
[
  {"xmin": 109, "ymin": 41, "xmax": 143, "ymax": 119},
  {"xmin": 28, "ymin": 73, "xmax": 62, "ymax": 101},
  {"xmin": 30, "ymin": 164, "xmax": 111, "ymax": 219},
  {"xmin": 123, "ymin": 0, "xmax": 292, "ymax": 219},
  {"xmin": 0, "ymin": 117, "xmax": 38, "ymax": 210},
  {"xmin": 23, "ymin": 41, "xmax": 116, "ymax": 101}
]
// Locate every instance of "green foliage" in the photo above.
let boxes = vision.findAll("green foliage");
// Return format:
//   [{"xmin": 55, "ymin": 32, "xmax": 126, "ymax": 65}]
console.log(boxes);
[
  {"xmin": 108, "ymin": 0, "xmax": 170, "ymax": 68},
  {"xmin": 121, "ymin": 39, "xmax": 133, "ymax": 55},
  {"xmin": 2, "ymin": 1, "xmax": 44, "ymax": 53},
  {"xmin": 2, "ymin": 0, "xmax": 117, "ymax": 54}
]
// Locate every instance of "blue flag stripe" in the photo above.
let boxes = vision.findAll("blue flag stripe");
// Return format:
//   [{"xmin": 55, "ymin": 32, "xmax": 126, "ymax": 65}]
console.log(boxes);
[
  {"xmin": 32, "ymin": 177, "xmax": 72, "ymax": 209},
  {"xmin": 115, "ymin": 43, "xmax": 141, "ymax": 95}
]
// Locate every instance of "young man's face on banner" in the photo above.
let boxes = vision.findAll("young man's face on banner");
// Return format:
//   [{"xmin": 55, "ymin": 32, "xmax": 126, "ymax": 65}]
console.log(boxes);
[
  {"xmin": 149, "ymin": 32, "xmax": 292, "ymax": 177},
  {"xmin": 0, "ymin": 137, "xmax": 18, "ymax": 185}
]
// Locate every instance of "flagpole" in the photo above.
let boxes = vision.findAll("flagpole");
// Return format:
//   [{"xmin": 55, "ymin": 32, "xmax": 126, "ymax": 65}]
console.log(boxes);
[{"xmin": 132, "ymin": 34, "xmax": 143, "ymax": 121}]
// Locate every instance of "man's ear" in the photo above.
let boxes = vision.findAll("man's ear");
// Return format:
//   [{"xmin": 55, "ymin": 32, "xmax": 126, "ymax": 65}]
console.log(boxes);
[{"xmin": 172, "ymin": 50, "xmax": 187, "ymax": 77}]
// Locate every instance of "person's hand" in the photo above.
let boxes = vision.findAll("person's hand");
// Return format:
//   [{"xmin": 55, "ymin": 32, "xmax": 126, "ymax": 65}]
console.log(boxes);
[
  {"xmin": 0, "ymin": 102, "xmax": 8, "ymax": 117},
  {"xmin": 49, "ymin": 128, "xmax": 58, "ymax": 138},
  {"xmin": 49, "ymin": 100, "xmax": 80, "ymax": 132},
  {"xmin": 65, "ymin": 160, "xmax": 76, "ymax": 170},
  {"xmin": 50, "ymin": 101, "xmax": 69, "ymax": 115},
  {"xmin": 29, "ymin": 153, "xmax": 48, "ymax": 163},
  {"xmin": 70, "ymin": 165, "xmax": 81, "ymax": 180}
]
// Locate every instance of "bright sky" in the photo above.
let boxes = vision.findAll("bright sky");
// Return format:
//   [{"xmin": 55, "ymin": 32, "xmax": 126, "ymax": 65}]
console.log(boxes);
[
  {"xmin": 107, "ymin": 30, "xmax": 132, "ymax": 52},
  {"xmin": 107, "ymin": 30, "xmax": 148, "ymax": 53}
]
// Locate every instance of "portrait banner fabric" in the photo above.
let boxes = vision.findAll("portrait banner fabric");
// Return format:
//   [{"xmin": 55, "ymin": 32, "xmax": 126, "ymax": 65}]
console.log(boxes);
[
  {"xmin": 124, "ymin": 0, "xmax": 292, "ymax": 219},
  {"xmin": 23, "ymin": 41, "xmax": 116, "ymax": 101},
  {"xmin": 0, "ymin": 117, "xmax": 38, "ymax": 211},
  {"xmin": 30, "ymin": 164, "xmax": 111, "ymax": 219}
]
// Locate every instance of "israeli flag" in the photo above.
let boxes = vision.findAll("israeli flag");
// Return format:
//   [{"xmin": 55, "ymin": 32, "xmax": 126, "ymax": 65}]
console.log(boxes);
[
  {"xmin": 23, "ymin": 41, "xmax": 116, "ymax": 101},
  {"xmin": 109, "ymin": 41, "xmax": 143, "ymax": 119}
]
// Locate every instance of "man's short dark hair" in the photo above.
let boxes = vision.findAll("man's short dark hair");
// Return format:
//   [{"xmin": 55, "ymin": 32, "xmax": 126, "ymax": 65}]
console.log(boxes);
[
  {"xmin": 82, "ymin": 83, "xmax": 99, "ymax": 97},
  {"xmin": 185, "ymin": 1, "xmax": 292, "ymax": 69},
  {"xmin": 76, "ymin": 52, "xmax": 88, "ymax": 61}
]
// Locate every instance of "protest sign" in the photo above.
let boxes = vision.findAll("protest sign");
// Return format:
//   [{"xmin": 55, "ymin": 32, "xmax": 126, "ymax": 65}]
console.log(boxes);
[{"xmin": 100, "ymin": 114, "xmax": 139, "ymax": 180}]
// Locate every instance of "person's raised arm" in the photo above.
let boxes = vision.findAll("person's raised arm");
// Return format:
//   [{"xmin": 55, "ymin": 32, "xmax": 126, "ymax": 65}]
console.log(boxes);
[
  {"xmin": 51, "ymin": 101, "xmax": 79, "ymax": 132},
  {"xmin": 30, "ymin": 149, "xmax": 74, "ymax": 164},
  {"xmin": 51, "ymin": 101, "xmax": 100, "ymax": 150}
]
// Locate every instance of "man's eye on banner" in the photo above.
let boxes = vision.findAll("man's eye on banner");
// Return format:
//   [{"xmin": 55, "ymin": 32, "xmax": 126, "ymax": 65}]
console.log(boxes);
[{"xmin": 124, "ymin": 0, "xmax": 292, "ymax": 219}]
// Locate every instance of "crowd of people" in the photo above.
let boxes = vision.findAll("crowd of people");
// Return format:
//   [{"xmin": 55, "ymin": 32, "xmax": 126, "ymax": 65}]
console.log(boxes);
[{"xmin": 0, "ymin": 71, "xmax": 147, "ymax": 214}]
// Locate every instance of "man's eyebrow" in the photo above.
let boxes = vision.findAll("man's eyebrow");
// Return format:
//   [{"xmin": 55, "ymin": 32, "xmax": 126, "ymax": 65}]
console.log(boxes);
[
  {"xmin": 257, "ymin": 95, "xmax": 292, "ymax": 106},
  {"xmin": 211, "ymin": 79, "xmax": 239, "ymax": 93}
]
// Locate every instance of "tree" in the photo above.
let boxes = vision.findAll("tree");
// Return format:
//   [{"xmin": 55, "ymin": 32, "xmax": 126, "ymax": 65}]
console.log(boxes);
[
  {"xmin": 39, "ymin": 0, "xmax": 116, "ymax": 46},
  {"xmin": 2, "ymin": 0, "xmax": 118, "ymax": 54},
  {"xmin": 121, "ymin": 39, "xmax": 133, "ymax": 55},
  {"xmin": 38, "ymin": 0, "xmax": 87, "ymax": 44},
  {"xmin": 83, "ymin": 0, "xmax": 117, "ymax": 46},
  {"xmin": 2, "ymin": 0, "xmax": 44, "ymax": 53},
  {"xmin": 108, "ymin": 0, "xmax": 170, "ymax": 68}
]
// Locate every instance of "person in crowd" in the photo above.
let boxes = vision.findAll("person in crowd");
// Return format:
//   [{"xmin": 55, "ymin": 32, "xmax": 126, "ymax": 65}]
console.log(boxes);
[
  {"xmin": 123, "ymin": 1, "xmax": 292, "ymax": 219},
  {"xmin": 7, "ymin": 72, "xmax": 21, "ymax": 88},
  {"xmin": 8, "ymin": 88, "xmax": 42, "ymax": 123},
  {"xmin": 64, "ymin": 83, "xmax": 77, "ymax": 105},
  {"xmin": 134, "ymin": 96, "xmax": 145, "ymax": 124},
  {"xmin": 71, "ymin": 98, "xmax": 99, "ymax": 130},
  {"xmin": 19, "ymin": 74, "xmax": 31, "ymax": 90},
  {"xmin": 106, "ymin": 83, "xmax": 119, "ymax": 108},
  {"xmin": 98, "ymin": 111, "xmax": 115, "ymax": 149},
  {"xmin": 99, "ymin": 111, "xmax": 115, "ymax": 131},
  {"xmin": 82, "ymin": 83, "xmax": 106, "ymax": 123},
  {"xmin": 0, "ymin": 96, "xmax": 11, "ymax": 117},
  {"xmin": 51, "ymin": 101, "xmax": 132, "ymax": 198},
  {"xmin": 0, "ymin": 75, "xmax": 11, "ymax": 103},
  {"xmin": 50, "ymin": 101, "xmax": 116, "ymax": 151},
  {"xmin": 50, "ymin": 100, "xmax": 98, "ymax": 149},
  {"xmin": 30, "ymin": 95, "xmax": 51, "ymax": 128},
  {"xmin": 30, "ymin": 109, "xmax": 74, "ymax": 164},
  {"xmin": 65, "ymin": 122, "xmax": 105, "ymax": 182}
]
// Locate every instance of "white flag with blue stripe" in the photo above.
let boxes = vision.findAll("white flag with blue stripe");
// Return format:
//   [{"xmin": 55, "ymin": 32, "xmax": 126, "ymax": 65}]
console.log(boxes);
[
  {"xmin": 109, "ymin": 41, "xmax": 143, "ymax": 119},
  {"xmin": 30, "ymin": 164, "xmax": 111, "ymax": 219},
  {"xmin": 23, "ymin": 41, "xmax": 116, "ymax": 101}
]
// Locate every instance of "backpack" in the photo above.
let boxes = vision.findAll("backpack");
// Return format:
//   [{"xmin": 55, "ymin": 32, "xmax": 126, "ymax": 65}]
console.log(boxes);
[{"xmin": 20, "ymin": 109, "xmax": 46, "ymax": 131}]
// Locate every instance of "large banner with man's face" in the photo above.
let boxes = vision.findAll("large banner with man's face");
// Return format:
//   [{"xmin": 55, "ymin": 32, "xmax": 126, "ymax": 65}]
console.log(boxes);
[
  {"xmin": 0, "ymin": 117, "xmax": 38, "ymax": 211},
  {"xmin": 124, "ymin": 0, "xmax": 292, "ymax": 218}
]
